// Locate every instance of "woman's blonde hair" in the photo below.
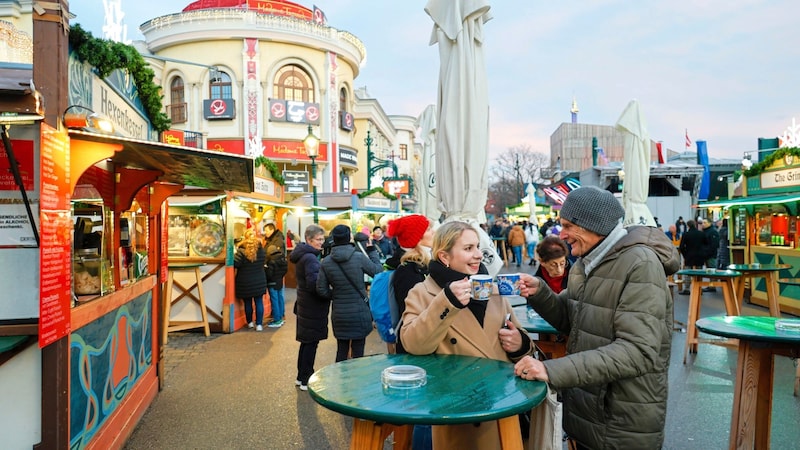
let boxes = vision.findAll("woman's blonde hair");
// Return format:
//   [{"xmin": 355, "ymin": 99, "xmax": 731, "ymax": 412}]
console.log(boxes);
[
  {"xmin": 432, "ymin": 221, "xmax": 477, "ymax": 262},
  {"xmin": 240, "ymin": 229, "xmax": 260, "ymax": 262},
  {"xmin": 400, "ymin": 240, "xmax": 431, "ymax": 267}
]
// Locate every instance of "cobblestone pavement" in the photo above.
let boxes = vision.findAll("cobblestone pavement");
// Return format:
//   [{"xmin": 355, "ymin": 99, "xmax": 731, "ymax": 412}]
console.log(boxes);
[{"xmin": 162, "ymin": 332, "xmax": 223, "ymax": 379}]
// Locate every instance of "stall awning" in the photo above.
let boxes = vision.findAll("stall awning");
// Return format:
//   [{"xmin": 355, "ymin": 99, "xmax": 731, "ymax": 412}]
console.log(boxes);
[
  {"xmin": 167, "ymin": 194, "xmax": 227, "ymax": 207},
  {"xmin": 234, "ymin": 194, "xmax": 325, "ymax": 211},
  {"xmin": 68, "ymin": 130, "xmax": 254, "ymax": 192},
  {"xmin": 699, "ymin": 194, "xmax": 800, "ymax": 209}
]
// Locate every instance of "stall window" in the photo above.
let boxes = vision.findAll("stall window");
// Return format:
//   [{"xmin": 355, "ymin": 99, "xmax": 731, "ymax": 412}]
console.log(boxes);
[
  {"xmin": 210, "ymin": 71, "xmax": 233, "ymax": 99},
  {"xmin": 169, "ymin": 76, "xmax": 187, "ymax": 124},
  {"xmin": 273, "ymin": 65, "xmax": 314, "ymax": 103}
]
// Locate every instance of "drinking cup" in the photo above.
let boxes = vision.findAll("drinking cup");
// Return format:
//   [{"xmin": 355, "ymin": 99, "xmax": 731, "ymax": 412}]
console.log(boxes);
[{"xmin": 469, "ymin": 275, "xmax": 493, "ymax": 301}]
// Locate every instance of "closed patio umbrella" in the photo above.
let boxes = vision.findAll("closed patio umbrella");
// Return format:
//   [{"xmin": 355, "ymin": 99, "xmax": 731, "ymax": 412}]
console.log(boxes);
[
  {"xmin": 615, "ymin": 99, "xmax": 655, "ymax": 227},
  {"xmin": 425, "ymin": 0, "xmax": 502, "ymax": 274},
  {"xmin": 416, "ymin": 104, "xmax": 440, "ymax": 222}
]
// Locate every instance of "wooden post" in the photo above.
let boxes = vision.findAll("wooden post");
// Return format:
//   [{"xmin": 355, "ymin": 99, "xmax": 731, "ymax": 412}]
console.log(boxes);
[{"xmin": 33, "ymin": 1, "xmax": 70, "ymax": 449}]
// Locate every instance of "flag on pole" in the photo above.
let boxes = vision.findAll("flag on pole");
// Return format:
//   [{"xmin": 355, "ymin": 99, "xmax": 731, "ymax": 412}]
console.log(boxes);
[
  {"xmin": 656, "ymin": 141, "xmax": 665, "ymax": 164},
  {"xmin": 597, "ymin": 147, "xmax": 609, "ymax": 165},
  {"xmin": 312, "ymin": 6, "xmax": 327, "ymax": 25},
  {"xmin": 685, "ymin": 129, "xmax": 692, "ymax": 149}
]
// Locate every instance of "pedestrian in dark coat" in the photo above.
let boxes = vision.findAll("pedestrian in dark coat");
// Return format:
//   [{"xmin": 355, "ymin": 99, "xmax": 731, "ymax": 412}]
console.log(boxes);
[
  {"xmin": 317, "ymin": 225, "xmax": 383, "ymax": 362},
  {"xmin": 234, "ymin": 229, "xmax": 267, "ymax": 331},
  {"xmin": 263, "ymin": 222, "xmax": 288, "ymax": 327},
  {"xmin": 289, "ymin": 224, "xmax": 329, "ymax": 391},
  {"xmin": 679, "ymin": 219, "xmax": 708, "ymax": 294},
  {"xmin": 717, "ymin": 219, "xmax": 730, "ymax": 269}
]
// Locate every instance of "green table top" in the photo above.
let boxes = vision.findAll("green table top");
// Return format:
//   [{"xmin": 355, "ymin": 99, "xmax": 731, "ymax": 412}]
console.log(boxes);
[
  {"xmin": 727, "ymin": 264, "xmax": 791, "ymax": 272},
  {"xmin": 512, "ymin": 305, "xmax": 558, "ymax": 334},
  {"xmin": 308, "ymin": 353, "xmax": 546, "ymax": 426},
  {"xmin": 504, "ymin": 295, "xmax": 527, "ymax": 307},
  {"xmin": 778, "ymin": 278, "xmax": 800, "ymax": 286},
  {"xmin": 696, "ymin": 316, "xmax": 800, "ymax": 344},
  {"xmin": 676, "ymin": 268, "xmax": 741, "ymax": 278},
  {"xmin": 167, "ymin": 263, "xmax": 205, "ymax": 269}
]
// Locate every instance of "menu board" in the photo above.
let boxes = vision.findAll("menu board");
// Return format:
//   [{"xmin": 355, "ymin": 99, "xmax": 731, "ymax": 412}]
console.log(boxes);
[
  {"xmin": 0, "ymin": 132, "xmax": 38, "ymax": 247},
  {"xmin": 39, "ymin": 125, "xmax": 71, "ymax": 347}
]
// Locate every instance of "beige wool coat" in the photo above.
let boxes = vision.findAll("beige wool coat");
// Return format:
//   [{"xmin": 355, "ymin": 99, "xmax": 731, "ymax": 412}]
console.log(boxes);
[{"xmin": 400, "ymin": 277, "xmax": 535, "ymax": 450}]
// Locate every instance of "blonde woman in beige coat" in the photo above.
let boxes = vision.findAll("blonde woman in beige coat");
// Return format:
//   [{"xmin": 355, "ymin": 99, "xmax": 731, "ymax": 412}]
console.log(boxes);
[{"xmin": 400, "ymin": 221, "xmax": 536, "ymax": 450}]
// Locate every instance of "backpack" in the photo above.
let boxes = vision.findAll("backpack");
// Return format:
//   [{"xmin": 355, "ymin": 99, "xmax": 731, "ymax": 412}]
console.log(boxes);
[{"xmin": 369, "ymin": 270, "xmax": 400, "ymax": 343}]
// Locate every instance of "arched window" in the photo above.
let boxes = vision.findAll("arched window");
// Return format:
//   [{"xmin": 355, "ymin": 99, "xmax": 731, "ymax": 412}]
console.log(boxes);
[
  {"xmin": 169, "ymin": 76, "xmax": 186, "ymax": 123},
  {"xmin": 210, "ymin": 71, "xmax": 232, "ymax": 99},
  {"xmin": 339, "ymin": 87, "xmax": 347, "ymax": 111},
  {"xmin": 273, "ymin": 65, "xmax": 314, "ymax": 103}
]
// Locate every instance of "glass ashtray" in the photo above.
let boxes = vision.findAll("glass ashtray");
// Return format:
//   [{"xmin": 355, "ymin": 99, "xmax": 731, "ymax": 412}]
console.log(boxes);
[
  {"xmin": 775, "ymin": 319, "xmax": 800, "ymax": 332},
  {"xmin": 381, "ymin": 365, "xmax": 427, "ymax": 389}
]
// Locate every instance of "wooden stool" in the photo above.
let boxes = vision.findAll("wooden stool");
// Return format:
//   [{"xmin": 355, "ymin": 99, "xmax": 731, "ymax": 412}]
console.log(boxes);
[{"xmin": 163, "ymin": 263, "xmax": 211, "ymax": 344}]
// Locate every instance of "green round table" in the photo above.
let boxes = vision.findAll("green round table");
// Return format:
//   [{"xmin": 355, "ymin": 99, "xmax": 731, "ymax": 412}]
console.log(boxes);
[
  {"xmin": 696, "ymin": 316, "xmax": 800, "ymax": 450},
  {"xmin": 728, "ymin": 264, "xmax": 792, "ymax": 317},
  {"xmin": 512, "ymin": 305, "xmax": 565, "ymax": 360},
  {"xmin": 308, "ymin": 353, "xmax": 546, "ymax": 449}
]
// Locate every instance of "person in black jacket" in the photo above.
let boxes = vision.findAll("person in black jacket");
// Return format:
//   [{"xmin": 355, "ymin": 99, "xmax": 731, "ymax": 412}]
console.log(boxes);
[
  {"xmin": 263, "ymin": 222, "xmax": 288, "ymax": 327},
  {"xmin": 234, "ymin": 229, "xmax": 267, "ymax": 331},
  {"xmin": 385, "ymin": 214, "xmax": 434, "ymax": 355},
  {"xmin": 678, "ymin": 220, "xmax": 709, "ymax": 295},
  {"xmin": 317, "ymin": 225, "xmax": 383, "ymax": 362},
  {"xmin": 289, "ymin": 224, "xmax": 329, "ymax": 391}
]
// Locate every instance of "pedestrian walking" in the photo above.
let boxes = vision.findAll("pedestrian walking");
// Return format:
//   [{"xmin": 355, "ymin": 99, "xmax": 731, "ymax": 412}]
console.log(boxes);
[
  {"xmin": 317, "ymin": 225, "xmax": 383, "ymax": 362},
  {"xmin": 507, "ymin": 222, "xmax": 526, "ymax": 268}
]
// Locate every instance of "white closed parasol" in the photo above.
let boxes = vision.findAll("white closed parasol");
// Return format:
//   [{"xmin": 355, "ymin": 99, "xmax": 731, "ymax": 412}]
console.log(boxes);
[
  {"xmin": 615, "ymin": 99, "xmax": 655, "ymax": 227},
  {"xmin": 425, "ymin": 0, "xmax": 502, "ymax": 275},
  {"xmin": 416, "ymin": 104, "xmax": 440, "ymax": 223}
]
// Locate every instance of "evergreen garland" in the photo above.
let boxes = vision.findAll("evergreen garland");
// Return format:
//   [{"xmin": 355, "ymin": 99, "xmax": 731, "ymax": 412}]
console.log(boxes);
[
  {"xmin": 254, "ymin": 156, "xmax": 286, "ymax": 185},
  {"xmin": 357, "ymin": 187, "xmax": 397, "ymax": 200},
  {"xmin": 69, "ymin": 24, "xmax": 171, "ymax": 132},
  {"xmin": 743, "ymin": 147, "xmax": 800, "ymax": 177}
]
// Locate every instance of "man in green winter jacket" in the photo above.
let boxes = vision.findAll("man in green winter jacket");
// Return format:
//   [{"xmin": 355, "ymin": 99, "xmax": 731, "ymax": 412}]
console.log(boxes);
[{"xmin": 515, "ymin": 186, "xmax": 680, "ymax": 450}]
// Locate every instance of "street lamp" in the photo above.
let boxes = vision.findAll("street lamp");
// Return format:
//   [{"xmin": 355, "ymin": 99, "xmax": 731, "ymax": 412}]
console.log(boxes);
[
  {"xmin": 303, "ymin": 124, "xmax": 319, "ymax": 224},
  {"xmin": 365, "ymin": 130, "xmax": 397, "ymax": 190}
]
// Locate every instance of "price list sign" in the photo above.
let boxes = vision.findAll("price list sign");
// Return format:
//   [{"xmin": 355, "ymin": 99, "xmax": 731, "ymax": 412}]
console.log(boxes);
[{"xmin": 39, "ymin": 125, "xmax": 71, "ymax": 347}]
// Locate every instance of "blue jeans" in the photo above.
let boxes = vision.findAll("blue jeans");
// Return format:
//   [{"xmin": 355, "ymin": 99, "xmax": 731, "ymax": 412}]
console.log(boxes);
[
  {"xmin": 412, "ymin": 424, "xmax": 432, "ymax": 450},
  {"xmin": 526, "ymin": 242, "xmax": 536, "ymax": 262},
  {"xmin": 242, "ymin": 295, "xmax": 264, "ymax": 326},
  {"xmin": 512, "ymin": 246, "xmax": 523, "ymax": 266},
  {"xmin": 268, "ymin": 287, "xmax": 285, "ymax": 321}
]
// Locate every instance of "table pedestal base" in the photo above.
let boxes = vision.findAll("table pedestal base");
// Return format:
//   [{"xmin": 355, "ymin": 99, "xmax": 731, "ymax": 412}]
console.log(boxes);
[{"xmin": 348, "ymin": 416, "xmax": 524, "ymax": 450}]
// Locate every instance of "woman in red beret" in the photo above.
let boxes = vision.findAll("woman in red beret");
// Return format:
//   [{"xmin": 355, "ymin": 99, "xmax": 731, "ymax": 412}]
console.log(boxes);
[{"xmin": 385, "ymin": 214, "xmax": 434, "ymax": 355}]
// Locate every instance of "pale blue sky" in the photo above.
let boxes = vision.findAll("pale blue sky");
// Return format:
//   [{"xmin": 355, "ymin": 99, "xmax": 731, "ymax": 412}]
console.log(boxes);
[{"xmin": 70, "ymin": 0, "xmax": 800, "ymax": 161}]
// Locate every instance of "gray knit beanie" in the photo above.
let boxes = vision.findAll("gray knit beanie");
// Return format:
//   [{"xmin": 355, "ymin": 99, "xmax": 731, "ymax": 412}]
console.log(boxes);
[{"xmin": 559, "ymin": 186, "xmax": 624, "ymax": 236}]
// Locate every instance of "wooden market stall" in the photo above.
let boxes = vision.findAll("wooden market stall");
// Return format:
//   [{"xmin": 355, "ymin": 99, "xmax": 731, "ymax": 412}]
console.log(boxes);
[
  {"xmin": 700, "ymin": 148, "xmax": 800, "ymax": 316},
  {"xmin": 0, "ymin": 70, "xmax": 254, "ymax": 450},
  {"xmin": 164, "ymin": 188, "xmax": 297, "ymax": 334}
]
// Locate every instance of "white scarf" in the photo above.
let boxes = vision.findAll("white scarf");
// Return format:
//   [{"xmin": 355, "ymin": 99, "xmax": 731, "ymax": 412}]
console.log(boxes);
[{"xmin": 582, "ymin": 223, "xmax": 627, "ymax": 275}]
